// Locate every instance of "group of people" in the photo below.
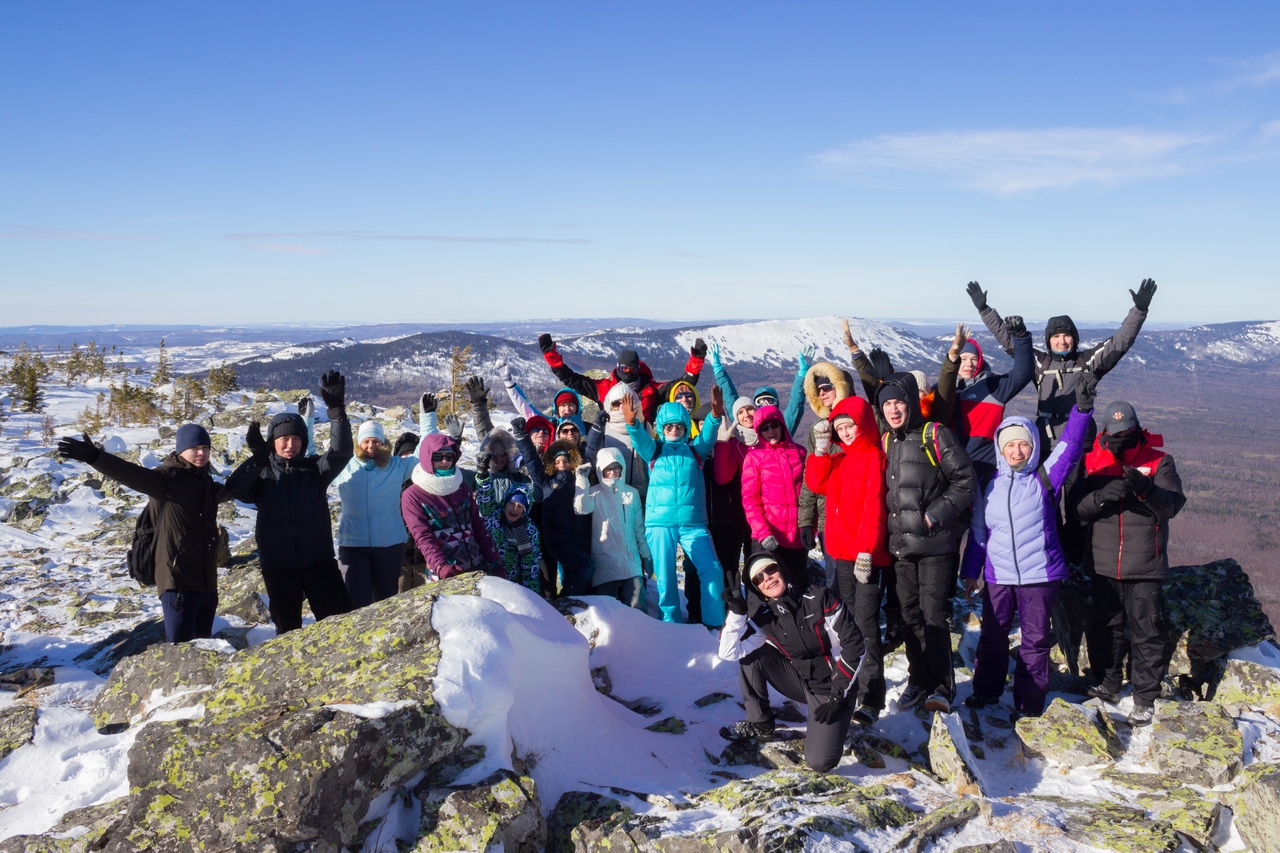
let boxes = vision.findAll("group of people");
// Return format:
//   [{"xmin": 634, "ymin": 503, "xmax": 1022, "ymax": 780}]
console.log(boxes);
[{"xmin": 55, "ymin": 278, "xmax": 1186, "ymax": 773}]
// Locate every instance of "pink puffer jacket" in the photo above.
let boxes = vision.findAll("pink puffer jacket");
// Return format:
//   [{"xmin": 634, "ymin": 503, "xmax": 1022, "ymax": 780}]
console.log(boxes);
[{"xmin": 740, "ymin": 405, "xmax": 808, "ymax": 548}]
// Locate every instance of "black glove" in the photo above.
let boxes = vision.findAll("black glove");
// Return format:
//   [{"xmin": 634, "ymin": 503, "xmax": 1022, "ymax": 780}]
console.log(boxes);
[
  {"xmin": 444, "ymin": 414, "xmax": 465, "ymax": 441},
  {"xmin": 1075, "ymin": 371, "xmax": 1098, "ymax": 413},
  {"xmin": 1131, "ymin": 278, "xmax": 1157, "ymax": 312},
  {"xmin": 800, "ymin": 526, "xmax": 816, "ymax": 550},
  {"xmin": 245, "ymin": 421, "xmax": 269, "ymax": 461},
  {"xmin": 538, "ymin": 333, "xmax": 555, "ymax": 354},
  {"xmin": 296, "ymin": 394, "xmax": 313, "ymax": 419},
  {"xmin": 1123, "ymin": 467, "xmax": 1154, "ymax": 497},
  {"xmin": 464, "ymin": 375, "xmax": 488, "ymax": 405},
  {"xmin": 510, "ymin": 416, "xmax": 527, "ymax": 438},
  {"xmin": 721, "ymin": 586, "xmax": 748, "ymax": 616},
  {"xmin": 57, "ymin": 432, "xmax": 99, "ymax": 464},
  {"xmin": 594, "ymin": 409, "xmax": 609, "ymax": 431},
  {"xmin": 393, "ymin": 432, "xmax": 419, "ymax": 457},
  {"xmin": 1097, "ymin": 479, "xmax": 1130, "ymax": 505},
  {"xmin": 966, "ymin": 281, "xmax": 987, "ymax": 311},
  {"xmin": 319, "ymin": 370, "xmax": 345, "ymax": 409},
  {"xmin": 811, "ymin": 693, "xmax": 847, "ymax": 725},
  {"xmin": 867, "ymin": 348, "xmax": 894, "ymax": 381},
  {"xmin": 691, "ymin": 337, "xmax": 707, "ymax": 359},
  {"xmin": 475, "ymin": 450, "xmax": 492, "ymax": 477},
  {"xmin": 1005, "ymin": 315, "xmax": 1028, "ymax": 337},
  {"xmin": 420, "ymin": 393, "xmax": 437, "ymax": 414}
]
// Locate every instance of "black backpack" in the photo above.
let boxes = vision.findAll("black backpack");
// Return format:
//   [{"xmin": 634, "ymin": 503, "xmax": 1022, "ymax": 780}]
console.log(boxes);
[{"xmin": 126, "ymin": 473, "xmax": 178, "ymax": 586}]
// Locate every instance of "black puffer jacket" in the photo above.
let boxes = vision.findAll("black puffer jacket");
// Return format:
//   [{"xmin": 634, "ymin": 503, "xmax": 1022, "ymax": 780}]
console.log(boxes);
[
  {"xmin": 878, "ymin": 373, "xmax": 976, "ymax": 559},
  {"xmin": 226, "ymin": 409, "xmax": 353, "ymax": 570},
  {"xmin": 1074, "ymin": 433, "xmax": 1185, "ymax": 581},
  {"xmin": 91, "ymin": 452, "xmax": 234, "ymax": 595},
  {"xmin": 723, "ymin": 576, "xmax": 862, "ymax": 699}
]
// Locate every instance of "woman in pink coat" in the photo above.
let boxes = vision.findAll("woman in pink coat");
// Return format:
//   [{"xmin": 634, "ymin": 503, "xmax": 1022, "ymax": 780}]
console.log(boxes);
[{"xmin": 741, "ymin": 405, "xmax": 808, "ymax": 580}]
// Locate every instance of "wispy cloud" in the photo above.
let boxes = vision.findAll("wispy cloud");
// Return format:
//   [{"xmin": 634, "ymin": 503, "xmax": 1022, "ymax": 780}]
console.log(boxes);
[
  {"xmin": 812, "ymin": 127, "xmax": 1219, "ymax": 194},
  {"xmin": 1160, "ymin": 49, "xmax": 1280, "ymax": 103},
  {"xmin": 246, "ymin": 242, "xmax": 337, "ymax": 256},
  {"xmin": 0, "ymin": 223, "xmax": 146, "ymax": 240},
  {"xmin": 225, "ymin": 230, "xmax": 591, "ymax": 245},
  {"xmin": 672, "ymin": 250, "xmax": 703, "ymax": 258}
]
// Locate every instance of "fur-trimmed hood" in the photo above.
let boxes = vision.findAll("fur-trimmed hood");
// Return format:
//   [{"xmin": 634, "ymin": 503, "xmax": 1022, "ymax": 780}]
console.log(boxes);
[
  {"xmin": 541, "ymin": 437, "xmax": 584, "ymax": 477},
  {"xmin": 802, "ymin": 361, "xmax": 854, "ymax": 419},
  {"xmin": 479, "ymin": 428, "xmax": 521, "ymax": 475}
]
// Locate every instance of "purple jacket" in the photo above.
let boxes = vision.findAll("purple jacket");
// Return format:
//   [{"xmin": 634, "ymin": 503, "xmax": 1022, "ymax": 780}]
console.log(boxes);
[
  {"xmin": 961, "ymin": 406, "xmax": 1089, "ymax": 586},
  {"xmin": 400, "ymin": 434, "xmax": 499, "ymax": 578}
]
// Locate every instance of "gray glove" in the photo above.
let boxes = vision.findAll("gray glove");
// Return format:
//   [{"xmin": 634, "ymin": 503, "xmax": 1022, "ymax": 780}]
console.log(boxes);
[
  {"xmin": 444, "ymin": 413, "xmax": 465, "ymax": 441},
  {"xmin": 760, "ymin": 535, "xmax": 780, "ymax": 552},
  {"xmin": 296, "ymin": 394, "xmax": 314, "ymax": 419}
]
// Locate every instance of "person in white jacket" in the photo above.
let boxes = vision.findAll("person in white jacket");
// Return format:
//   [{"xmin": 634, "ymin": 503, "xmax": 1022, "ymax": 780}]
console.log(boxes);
[{"xmin": 574, "ymin": 447, "xmax": 652, "ymax": 609}]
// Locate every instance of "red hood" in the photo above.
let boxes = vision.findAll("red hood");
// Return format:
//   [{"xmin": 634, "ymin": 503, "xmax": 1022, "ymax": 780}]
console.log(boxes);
[{"xmin": 829, "ymin": 396, "xmax": 880, "ymax": 453}]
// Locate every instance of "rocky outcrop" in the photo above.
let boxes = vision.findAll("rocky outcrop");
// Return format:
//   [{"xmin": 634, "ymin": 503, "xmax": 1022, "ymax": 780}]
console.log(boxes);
[
  {"xmin": 926, "ymin": 712, "xmax": 982, "ymax": 795},
  {"xmin": 1223, "ymin": 761, "xmax": 1280, "ymax": 853},
  {"xmin": 90, "ymin": 642, "xmax": 228, "ymax": 733},
  {"xmin": 1015, "ymin": 698, "xmax": 1119, "ymax": 767},
  {"xmin": 1211, "ymin": 654, "xmax": 1280, "ymax": 714},
  {"xmin": 1142, "ymin": 699, "xmax": 1242, "ymax": 786},
  {"xmin": 1, "ymin": 574, "xmax": 483, "ymax": 853},
  {"xmin": 412, "ymin": 768, "xmax": 545, "ymax": 852},
  {"xmin": 0, "ymin": 704, "xmax": 38, "ymax": 760}
]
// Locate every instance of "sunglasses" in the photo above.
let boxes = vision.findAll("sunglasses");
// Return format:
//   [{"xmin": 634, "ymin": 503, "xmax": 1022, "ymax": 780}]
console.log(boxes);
[
  {"xmin": 759, "ymin": 422, "xmax": 783, "ymax": 433},
  {"xmin": 559, "ymin": 425, "xmax": 581, "ymax": 435},
  {"xmin": 431, "ymin": 451, "xmax": 458, "ymax": 463},
  {"xmin": 752, "ymin": 564, "xmax": 782, "ymax": 579},
  {"xmin": 816, "ymin": 384, "xmax": 835, "ymax": 393},
  {"xmin": 674, "ymin": 391, "xmax": 695, "ymax": 400}
]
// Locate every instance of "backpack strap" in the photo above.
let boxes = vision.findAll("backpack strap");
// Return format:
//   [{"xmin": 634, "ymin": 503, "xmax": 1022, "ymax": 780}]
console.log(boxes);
[
  {"xmin": 1036, "ymin": 465, "xmax": 1052, "ymax": 494},
  {"xmin": 920, "ymin": 422, "xmax": 942, "ymax": 467}
]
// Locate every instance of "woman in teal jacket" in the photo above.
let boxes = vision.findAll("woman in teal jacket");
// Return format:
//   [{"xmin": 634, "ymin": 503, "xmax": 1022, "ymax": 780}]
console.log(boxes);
[{"xmin": 623, "ymin": 391, "xmax": 727, "ymax": 626}]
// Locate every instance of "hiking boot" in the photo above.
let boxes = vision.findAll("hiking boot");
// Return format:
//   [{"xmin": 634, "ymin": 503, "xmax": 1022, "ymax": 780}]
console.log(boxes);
[
  {"xmin": 720, "ymin": 720, "xmax": 775, "ymax": 742},
  {"xmin": 1127, "ymin": 704, "xmax": 1155, "ymax": 727},
  {"xmin": 924, "ymin": 692, "xmax": 952, "ymax": 713},
  {"xmin": 1087, "ymin": 682, "xmax": 1120, "ymax": 703},
  {"xmin": 851, "ymin": 704, "xmax": 880, "ymax": 726},
  {"xmin": 964, "ymin": 692, "xmax": 1000, "ymax": 710},
  {"xmin": 898, "ymin": 685, "xmax": 929, "ymax": 709}
]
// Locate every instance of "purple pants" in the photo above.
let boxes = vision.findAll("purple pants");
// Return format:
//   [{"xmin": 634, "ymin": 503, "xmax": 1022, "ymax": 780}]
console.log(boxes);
[{"xmin": 972, "ymin": 580, "xmax": 1060, "ymax": 716}]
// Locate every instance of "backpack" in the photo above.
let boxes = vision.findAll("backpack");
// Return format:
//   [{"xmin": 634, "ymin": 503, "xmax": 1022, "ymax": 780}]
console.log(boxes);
[
  {"xmin": 882, "ymin": 422, "xmax": 945, "ymax": 467},
  {"xmin": 126, "ymin": 473, "xmax": 179, "ymax": 586}
]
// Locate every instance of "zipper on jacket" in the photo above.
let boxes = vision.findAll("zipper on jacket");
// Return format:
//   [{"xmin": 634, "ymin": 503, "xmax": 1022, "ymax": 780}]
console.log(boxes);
[
  {"xmin": 1116, "ymin": 512, "xmax": 1124, "ymax": 579},
  {"xmin": 1007, "ymin": 482, "xmax": 1022, "ymax": 585}
]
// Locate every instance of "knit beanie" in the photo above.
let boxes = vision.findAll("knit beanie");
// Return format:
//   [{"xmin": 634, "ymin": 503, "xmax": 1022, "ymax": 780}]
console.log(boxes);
[
  {"xmin": 960, "ymin": 340, "xmax": 981, "ymax": 360},
  {"xmin": 504, "ymin": 490, "xmax": 530, "ymax": 511},
  {"xmin": 555, "ymin": 390, "xmax": 578, "ymax": 410},
  {"xmin": 616, "ymin": 349, "xmax": 640, "ymax": 369},
  {"xmin": 997, "ymin": 424, "xmax": 1033, "ymax": 454},
  {"xmin": 357, "ymin": 421, "xmax": 386, "ymax": 444},
  {"xmin": 909, "ymin": 370, "xmax": 928, "ymax": 394},
  {"xmin": 175, "ymin": 423, "xmax": 211, "ymax": 454},
  {"xmin": 267, "ymin": 413, "xmax": 307, "ymax": 443},
  {"xmin": 876, "ymin": 383, "xmax": 907, "ymax": 406}
]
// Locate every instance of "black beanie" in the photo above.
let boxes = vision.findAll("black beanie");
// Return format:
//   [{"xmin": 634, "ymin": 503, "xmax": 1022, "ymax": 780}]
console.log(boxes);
[
  {"xmin": 617, "ymin": 349, "xmax": 640, "ymax": 369},
  {"xmin": 267, "ymin": 413, "xmax": 308, "ymax": 443},
  {"xmin": 877, "ymin": 383, "xmax": 907, "ymax": 406}
]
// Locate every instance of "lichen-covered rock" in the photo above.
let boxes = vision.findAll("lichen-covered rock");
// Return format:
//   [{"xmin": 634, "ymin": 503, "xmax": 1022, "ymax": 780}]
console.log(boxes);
[
  {"xmin": 0, "ymin": 704, "xmax": 38, "ymax": 760},
  {"xmin": 696, "ymin": 769, "xmax": 918, "ymax": 834},
  {"xmin": 1135, "ymin": 784, "xmax": 1222, "ymax": 848},
  {"xmin": 412, "ymin": 768, "xmax": 544, "ymax": 852},
  {"xmin": 954, "ymin": 842, "xmax": 1016, "ymax": 853},
  {"xmin": 890, "ymin": 798, "xmax": 980, "ymax": 852},
  {"xmin": 1015, "ymin": 697, "xmax": 1118, "ymax": 767},
  {"xmin": 1044, "ymin": 799, "xmax": 1178, "ymax": 852},
  {"xmin": 0, "ymin": 575, "xmax": 483, "ymax": 853},
  {"xmin": 718, "ymin": 734, "xmax": 807, "ymax": 769},
  {"xmin": 1163, "ymin": 559, "xmax": 1276, "ymax": 692},
  {"xmin": 217, "ymin": 558, "xmax": 273, "ymax": 624},
  {"xmin": 1143, "ymin": 700, "xmax": 1242, "ymax": 786},
  {"xmin": 926, "ymin": 712, "xmax": 982, "ymax": 795},
  {"xmin": 646, "ymin": 716, "xmax": 686, "ymax": 734},
  {"xmin": 546, "ymin": 791, "xmax": 631, "ymax": 853},
  {"xmin": 90, "ymin": 642, "xmax": 228, "ymax": 733},
  {"xmin": 1211, "ymin": 654, "xmax": 1280, "ymax": 714},
  {"xmin": 0, "ymin": 799, "xmax": 128, "ymax": 853},
  {"xmin": 1222, "ymin": 761, "xmax": 1280, "ymax": 853}
]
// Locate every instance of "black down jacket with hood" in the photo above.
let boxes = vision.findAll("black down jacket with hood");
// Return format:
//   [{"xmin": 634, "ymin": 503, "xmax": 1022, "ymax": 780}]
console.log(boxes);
[
  {"xmin": 877, "ymin": 373, "xmax": 977, "ymax": 560},
  {"xmin": 226, "ymin": 410, "xmax": 353, "ymax": 570}
]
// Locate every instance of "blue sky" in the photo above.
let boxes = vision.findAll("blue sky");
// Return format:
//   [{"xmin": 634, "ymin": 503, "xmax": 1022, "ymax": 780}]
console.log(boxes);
[{"xmin": 2, "ymin": 3, "xmax": 1278, "ymax": 326}]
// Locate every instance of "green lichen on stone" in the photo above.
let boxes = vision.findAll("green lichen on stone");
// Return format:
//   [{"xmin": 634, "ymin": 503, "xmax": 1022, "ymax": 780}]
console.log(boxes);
[
  {"xmin": 645, "ymin": 716, "xmax": 686, "ymax": 734},
  {"xmin": 1040, "ymin": 798, "xmax": 1178, "ymax": 852},
  {"xmin": 698, "ymin": 770, "xmax": 917, "ymax": 833},
  {"xmin": 0, "ymin": 705, "xmax": 38, "ymax": 760},
  {"xmin": 1016, "ymin": 697, "xmax": 1117, "ymax": 766},
  {"xmin": 1144, "ymin": 700, "xmax": 1243, "ymax": 786},
  {"xmin": 1136, "ymin": 784, "xmax": 1220, "ymax": 847}
]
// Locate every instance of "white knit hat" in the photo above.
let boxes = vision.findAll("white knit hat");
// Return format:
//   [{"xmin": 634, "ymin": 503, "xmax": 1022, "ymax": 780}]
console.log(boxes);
[
  {"xmin": 357, "ymin": 420, "xmax": 386, "ymax": 443},
  {"xmin": 997, "ymin": 423, "xmax": 1032, "ymax": 454}
]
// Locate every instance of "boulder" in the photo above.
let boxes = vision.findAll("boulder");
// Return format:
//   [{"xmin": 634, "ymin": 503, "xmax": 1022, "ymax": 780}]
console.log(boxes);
[
  {"xmin": 890, "ymin": 798, "xmax": 980, "ymax": 852},
  {"xmin": 1039, "ymin": 798, "xmax": 1178, "ymax": 852},
  {"xmin": 546, "ymin": 791, "xmax": 631, "ymax": 853},
  {"xmin": 1224, "ymin": 761, "xmax": 1280, "ymax": 853},
  {"xmin": 2, "ymin": 575, "xmax": 482, "ymax": 853},
  {"xmin": 412, "ymin": 768, "xmax": 545, "ymax": 852},
  {"xmin": 90, "ymin": 642, "xmax": 229, "ymax": 733},
  {"xmin": 0, "ymin": 704, "xmax": 38, "ymax": 760},
  {"xmin": 1015, "ymin": 697, "xmax": 1119, "ymax": 767},
  {"xmin": 216, "ymin": 557, "xmax": 273, "ymax": 624},
  {"xmin": 1135, "ymin": 785, "xmax": 1222, "ymax": 849},
  {"xmin": 72, "ymin": 619, "xmax": 168, "ymax": 675},
  {"xmin": 926, "ymin": 712, "xmax": 982, "ymax": 795},
  {"xmin": 1163, "ymin": 559, "xmax": 1276, "ymax": 693},
  {"xmin": 1210, "ymin": 654, "xmax": 1280, "ymax": 715},
  {"xmin": 1143, "ymin": 700, "xmax": 1242, "ymax": 787}
]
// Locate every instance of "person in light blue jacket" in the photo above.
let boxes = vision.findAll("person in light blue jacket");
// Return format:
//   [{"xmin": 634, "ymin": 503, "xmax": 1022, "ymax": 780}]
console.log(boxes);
[
  {"xmin": 623, "ymin": 391, "xmax": 727, "ymax": 627},
  {"xmin": 960, "ymin": 374, "xmax": 1097, "ymax": 718},
  {"xmin": 302, "ymin": 397, "xmax": 435, "ymax": 608}
]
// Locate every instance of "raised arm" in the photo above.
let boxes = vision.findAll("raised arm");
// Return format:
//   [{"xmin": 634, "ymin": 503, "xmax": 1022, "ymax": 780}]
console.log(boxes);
[
  {"xmin": 844, "ymin": 320, "xmax": 882, "ymax": 402},
  {"xmin": 782, "ymin": 346, "xmax": 812, "ymax": 435},
  {"xmin": 654, "ymin": 337, "xmax": 708, "ymax": 400},
  {"xmin": 56, "ymin": 434, "xmax": 171, "ymax": 500},
  {"xmin": 708, "ymin": 342, "xmax": 739, "ymax": 402},
  {"xmin": 538, "ymin": 333, "xmax": 605, "ymax": 404},
  {"xmin": 419, "ymin": 393, "xmax": 439, "ymax": 435},
  {"xmin": 315, "ymin": 371, "xmax": 354, "ymax": 484},
  {"xmin": 1086, "ymin": 280, "xmax": 1155, "ymax": 379},
  {"xmin": 990, "ymin": 316, "xmax": 1035, "ymax": 403},
  {"xmin": 465, "ymin": 376, "xmax": 495, "ymax": 441},
  {"xmin": 967, "ymin": 281, "xmax": 1015, "ymax": 355},
  {"xmin": 932, "ymin": 325, "xmax": 965, "ymax": 426}
]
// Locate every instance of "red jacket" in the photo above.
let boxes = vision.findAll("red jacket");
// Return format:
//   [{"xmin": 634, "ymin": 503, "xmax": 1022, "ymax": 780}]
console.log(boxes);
[
  {"xmin": 741, "ymin": 406, "xmax": 807, "ymax": 548},
  {"xmin": 804, "ymin": 396, "xmax": 890, "ymax": 564}
]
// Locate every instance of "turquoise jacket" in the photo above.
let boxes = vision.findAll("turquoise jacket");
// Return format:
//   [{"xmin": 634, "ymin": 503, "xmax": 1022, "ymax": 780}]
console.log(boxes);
[
  {"xmin": 333, "ymin": 454, "xmax": 418, "ymax": 548},
  {"xmin": 627, "ymin": 402, "xmax": 721, "ymax": 528}
]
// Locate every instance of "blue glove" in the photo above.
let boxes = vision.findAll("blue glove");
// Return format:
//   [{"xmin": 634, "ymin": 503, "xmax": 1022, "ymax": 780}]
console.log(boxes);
[{"xmin": 798, "ymin": 344, "xmax": 816, "ymax": 373}]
